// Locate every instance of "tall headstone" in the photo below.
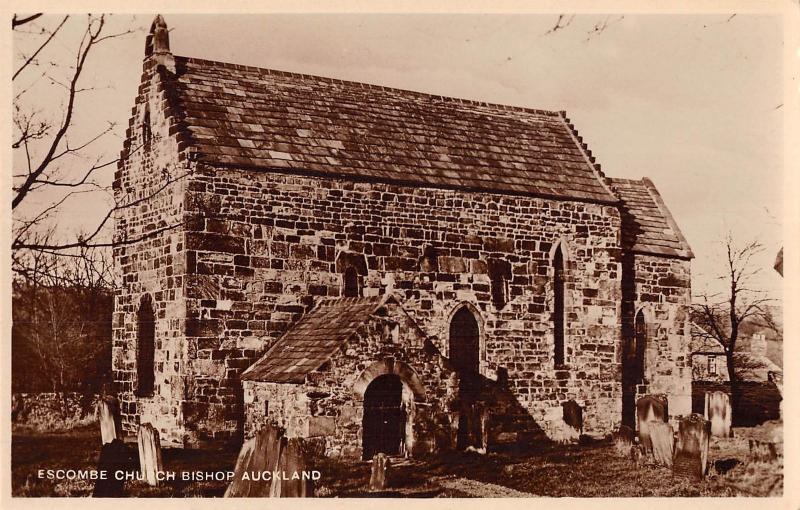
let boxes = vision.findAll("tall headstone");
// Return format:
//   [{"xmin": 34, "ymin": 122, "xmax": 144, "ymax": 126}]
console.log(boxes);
[
  {"xmin": 649, "ymin": 421, "xmax": 675, "ymax": 467},
  {"xmin": 369, "ymin": 453, "xmax": 390, "ymax": 491},
  {"xmin": 137, "ymin": 423, "xmax": 163, "ymax": 486},
  {"xmin": 225, "ymin": 424, "xmax": 285, "ymax": 497},
  {"xmin": 93, "ymin": 439, "xmax": 138, "ymax": 497},
  {"xmin": 704, "ymin": 391, "xmax": 731, "ymax": 438},
  {"xmin": 673, "ymin": 414, "xmax": 710, "ymax": 480},
  {"xmin": 98, "ymin": 396, "xmax": 122, "ymax": 445},
  {"xmin": 613, "ymin": 425, "xmax": 635, "ymax": 457},
  {"xmin": 636, "ymin": 394, "xmax": 669, "ymax": 453},
  {"xmin": 268, "ymin": 436, "xmax": 289, "ymax": 497},
  {"xmin": 280, "ymin": 438, "xmax": 314, "ymax": 497}
]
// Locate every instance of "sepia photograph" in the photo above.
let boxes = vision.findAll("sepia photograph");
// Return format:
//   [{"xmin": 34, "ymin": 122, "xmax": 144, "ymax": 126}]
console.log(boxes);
[{"xmin": 6, "ymin": 4, "xmax": 794, "ymax": 501}]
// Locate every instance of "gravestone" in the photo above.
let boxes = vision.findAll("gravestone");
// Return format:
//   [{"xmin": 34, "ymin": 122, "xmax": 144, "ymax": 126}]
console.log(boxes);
[
  {"xmin": 369, "ymin": 453, "xmax": 390, "ymax": 491},
  {"xmin": 93, "ymin": 439, "xmax": 138, "ymax": 497},
  {"xmin": 137, "ymin": 423, "xmax": 163, "ymax": 486},
  {"xmin": 673, "ymin": 414, "xmax": 710, "ymax": 480},
  {"xmin": 704, "ymin": 391, "xmax": 731, "ymax": 438},
  {"xmin": 613, "ymin": 425, "xmax": 635, "ymax": 457},
  {"xmin": 225, "ymin": 424, "xmax": 285, "ymax": 497},
  {"xmin": 268, "ymin": 436, "xmax": 289, "ymax": 497},
  {"xmin": 562, "ymin": 400, "xmax": 583, "ymax": 433},
  {"xmin": 749, "ymin": 440, "xmax": 778, "ymax": 464},
  {"xmin": 636, "ymin": 395, "xmax": 668, "ymax": 453},
  {"xmin": 98, "ymin": 396, "xmax": 122, "ymax": 445},
  {"xmin": 649, "ymin": 421, "xmax": 674, "ymax": 467},
  {"xmin": 280, "ymin": 438, "xmax": 314, "ymax": 497}
]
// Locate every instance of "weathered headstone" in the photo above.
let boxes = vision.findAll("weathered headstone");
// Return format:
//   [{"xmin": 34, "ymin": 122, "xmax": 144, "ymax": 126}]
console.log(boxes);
[
  {"xmin": 268, "ymin": 436, "xmax": 289, "ymax": 497},
  {"xmin": 636, "ymin": 394, "xmax": 668, "ymax": 453},
  {"xmin": 704, "ymin": 391, "xmax": 731, "ymax": 438},
  {"xmin": 93, "ymin": 439, "xmax": 138, "ymax": 497},
  {"xmin": 98, "ymin": 396, "xmax": 122, "ymax": 445},
  {"xmin": 749, "ymin": 440, "xmax": 778, "ymax": 464},
  {"xmin": 280, "ymin": 438, "xmax": 314, "ymax": 497},
  {"xmin": 649, "ymin": 421, "xmax": 674, "ymax": 467},
  {"xmin": 673, "ymin": 414, "xmax": 710, "ymax": 480},
  {"xmin": 369, "ymin": 453, "xmax": 390, "ymax": 491},
  {"xmin": 613, "ymin": 425, "xmax": 635, "ymax": 457},
  {"xmin": 225, "ymin": 424, "xmax": 285, "ymax": 497},
  {"xmin": 562, "ymin": 400, "xmax": 583, "ymax": 433},
  {"xmin": 137, "ymin": 423, "xmax": 163, "ymax": 486}
]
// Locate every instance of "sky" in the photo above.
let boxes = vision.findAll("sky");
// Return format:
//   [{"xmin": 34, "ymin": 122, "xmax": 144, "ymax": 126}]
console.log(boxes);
[{"xmin": 11, "ymin": 12, "xmax": 785, "ymax": 300}]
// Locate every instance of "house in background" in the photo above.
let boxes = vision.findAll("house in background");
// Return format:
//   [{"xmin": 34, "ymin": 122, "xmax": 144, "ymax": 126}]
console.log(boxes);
[{"xmin": 690, "ymin": 324, "xmax": 782, "ymax": 425}]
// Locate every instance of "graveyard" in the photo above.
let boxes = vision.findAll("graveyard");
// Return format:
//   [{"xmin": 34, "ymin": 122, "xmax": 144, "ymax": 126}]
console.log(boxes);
[{"xmin": 11, "ymin": 394, "xmax": 783, "ymax": 497}]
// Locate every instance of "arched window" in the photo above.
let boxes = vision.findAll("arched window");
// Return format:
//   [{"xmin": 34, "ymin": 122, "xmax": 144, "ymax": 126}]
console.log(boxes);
[
  {"xmin": 553, "ymin": 245, "xmax": 565, "ymax": 367},
  {"xmin": 449, "ymin": 306, "xmax": 480, "ymax": 375},
  {"xmin": 343, "ymin": 266, "xmax": 360, "ymax": 297},
  {"xmin": 633, "ymin": 309, "xmax": 646, "ymax": 381},
  {"xmin": 141, "ymin": 107, "xmax": 152, "ymax": 148},
  {"xmin": 136, "ymin": 295, "xmax": 156, "ymax": 397}
]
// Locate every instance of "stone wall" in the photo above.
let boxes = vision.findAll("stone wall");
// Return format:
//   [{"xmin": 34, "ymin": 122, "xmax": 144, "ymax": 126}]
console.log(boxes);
[
  {"xmin": 112, "ymin": 59, "xmax": 193, "ymax": 447},
  {"xmin": 632, "ymin": 255, "xmax": 693, "ymax": 417},
  {"xmin": 185, "ymin": 163, "xmax": 625, "ymax": 442},
  {"xmin": 12, "ymin": 393, "xmax": 99, "ymax": 431}
]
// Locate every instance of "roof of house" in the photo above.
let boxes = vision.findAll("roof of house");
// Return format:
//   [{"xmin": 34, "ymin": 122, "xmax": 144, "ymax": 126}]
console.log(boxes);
[
  {"xmin": 610, "ymin": 177, "xmax": 693, "ymax": 259},
  {"xmin": 162, "ymin": 52, "xmax": 619, "ymax": 204},
  {"xmin": 241, "ymin": 296, "xmax": 389, "ymax": 383}
]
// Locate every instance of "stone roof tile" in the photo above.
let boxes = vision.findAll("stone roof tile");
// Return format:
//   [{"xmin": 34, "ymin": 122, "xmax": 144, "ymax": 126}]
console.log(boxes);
[
  {"xmin": 610, "ymin": 177, "xmax": 693, "ymax": 259},
  {"xmin": 168, "ymin": 56, "xmax": 618, "ymax": 204},
  {"xmin": 241, "ymin": 296, "xmax": 387, "ymax": 383}
]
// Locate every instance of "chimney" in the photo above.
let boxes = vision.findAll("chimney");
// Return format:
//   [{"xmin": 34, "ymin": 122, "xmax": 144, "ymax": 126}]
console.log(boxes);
[
  {"xmin": 144, "ymin": 14, "xmax": 175, "ymax": 73},
  {"xmin": 749, "ymin": 333, "xmax": 767, "ymax": 357}
]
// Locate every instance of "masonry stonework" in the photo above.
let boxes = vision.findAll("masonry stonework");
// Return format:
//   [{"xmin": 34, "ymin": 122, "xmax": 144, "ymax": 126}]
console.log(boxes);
[{"xmin": 113, "ymin": 17, "xmax": 695, "ymax": 453}]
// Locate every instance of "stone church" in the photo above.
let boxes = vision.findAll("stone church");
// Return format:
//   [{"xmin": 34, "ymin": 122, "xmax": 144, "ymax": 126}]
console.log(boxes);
[{"xmin": 112, "ymin": 16, "xmax": 694, "ymax": 457}]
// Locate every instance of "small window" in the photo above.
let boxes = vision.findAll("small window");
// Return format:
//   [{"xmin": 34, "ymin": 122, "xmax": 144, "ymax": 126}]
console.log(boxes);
[
  {"xmin": 383, "ymin": 322, "xmax": 400, "ymax": 344},
  {"xmin": 553, "ymin": 246, "xmax": 565, "ymax": 367},
  {"xmin": 343, "ymin": 266, "xmax": 360, "ymax": 297},
  {"xmin": 420, "ymin": 245, "xmax": 439, "ymax": 272},
  {"xmin": 141, "ymin": 107, "xmax": 152, "ymax": 147},
  {"xmin": 708, "ymin": 355, "xmax": 717, "ymax": 375},
  {"xmin": 136, "ymin": 295, "xmax": 156, "ymax": 397},
  {"xmin": 488, "ymin": 258, "xmax": 511, "ymax": 309}
]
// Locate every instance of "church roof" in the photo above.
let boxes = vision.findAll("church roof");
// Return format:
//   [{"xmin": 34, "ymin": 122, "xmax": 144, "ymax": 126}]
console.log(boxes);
[
  {"xmin": 164, "ymin": 55, "xmax": 619, "ymax": 204},
  {"xmin": 610, "ymin": 177, "xmax": 693, "ymax": 259},
  {"xmin": 241, "ymin": 296, "xmax": 389, "ymax": 383}
]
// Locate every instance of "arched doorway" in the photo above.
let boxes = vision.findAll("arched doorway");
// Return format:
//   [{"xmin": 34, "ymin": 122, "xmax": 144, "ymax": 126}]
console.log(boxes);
[
  {"xmin": 622, "ymin": 309, "xmax": 647, "ymax": 427},
  {"xmin": 448, "ymin": 306, "xmax": 483, "ymax": 450},
  {"xmin": 362, "ymin": 374, "xmax": 406, "ymax": 460}
]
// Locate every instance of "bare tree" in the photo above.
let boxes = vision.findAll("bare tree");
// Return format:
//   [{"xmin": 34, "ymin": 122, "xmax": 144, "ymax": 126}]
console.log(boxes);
[
  {"xmin": 10, "ymin": 14, "xmax": 179, "ymax": 283},
  {"xmin": 692, "ymin": 234, "xmax": 774, "ymax": 416},
  {"xmin": 12, "ymin": 230, "xmax": 114, "ymax": 404}
]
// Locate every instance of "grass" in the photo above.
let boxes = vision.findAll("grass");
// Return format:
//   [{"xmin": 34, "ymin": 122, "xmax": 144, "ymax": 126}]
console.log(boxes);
[{"xmin": 12, "ymin": 425, "xmax": 780, "ymax": 498}]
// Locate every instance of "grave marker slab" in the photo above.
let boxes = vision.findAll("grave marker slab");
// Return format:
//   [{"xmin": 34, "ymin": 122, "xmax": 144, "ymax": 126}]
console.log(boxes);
[
  {"xmin": 98, "ymin": 396, "xmax": 121, "ymax": 445},
  {"xmin": 137, "ymin": 423, "xmax": 163, "ymax": 486},
  {"xmin": 673, "ymin": 414, "xmax": 710, "ymax": 480},
  {"xmin": 636, "ymin": 394, "xmax": 669, "ymax": 453},
  {"xmin": 704, "ymin": 391, "xmax": 731, "ymax": 438},
  {"xmin": 369, "ymin": 453, "xmax": 390, "ymax": 491},
  {"xmin": 650, "ymin": 421, "xmax": 674, "ymax": 467}
]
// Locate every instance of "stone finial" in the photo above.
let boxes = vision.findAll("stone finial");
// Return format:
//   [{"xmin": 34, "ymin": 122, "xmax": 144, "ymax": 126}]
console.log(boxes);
[
  {"xmin": 151, "ymin": 15, "xmax": 170, "ymax": 54},
  {"xmin": 144, "ymin": 14, "xmax": 175, "ymax": 73}
]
